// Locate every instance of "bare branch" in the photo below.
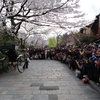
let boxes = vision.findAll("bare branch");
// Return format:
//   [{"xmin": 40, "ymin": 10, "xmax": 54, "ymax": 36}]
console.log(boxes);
[
  {"xmin": 14, "ymin": 0, "xmax": 28, "ymax": 16},
  {"xmin": 7, "ymin": 0, "xmax": 69, "ymax": 19},
  {"xmin": 0, "ymin": 5, "xmax": 4, "ymax": 13},
  {"xmin": 0, "ymin": 0, "xmax": 6, "ymax": 13}
]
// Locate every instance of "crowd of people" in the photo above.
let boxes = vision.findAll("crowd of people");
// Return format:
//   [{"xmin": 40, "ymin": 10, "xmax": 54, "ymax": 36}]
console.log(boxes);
[
  {"xmin": 28, "ymin": 43, "xmax": 100, "ymax": 84},
  {"xmin": 0, "ymin": 42, "xmax": 99, "ymax": 83}
]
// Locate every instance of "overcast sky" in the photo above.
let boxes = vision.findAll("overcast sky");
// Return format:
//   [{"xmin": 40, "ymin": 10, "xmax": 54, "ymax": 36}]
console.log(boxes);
[
  {"xmin": 62, "ymin": 0, "xmax": 100, "ymax": 21},
  {"xmin": 79, "ymin": 0, "xmax": 100, "ymax": 20}
]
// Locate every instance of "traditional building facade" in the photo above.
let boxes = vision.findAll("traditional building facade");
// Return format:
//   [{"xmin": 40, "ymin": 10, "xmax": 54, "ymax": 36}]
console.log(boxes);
[
  {"xmin": 80, "ymin": 14, "xmax": 100, "ymax": 43},
  {"xmin": 91, "ymin": 14, "xmax": 99, "ymax": 36},
  {"xmin": 80, "ymin": 24, "xmax": 93, "ymax": 35}
]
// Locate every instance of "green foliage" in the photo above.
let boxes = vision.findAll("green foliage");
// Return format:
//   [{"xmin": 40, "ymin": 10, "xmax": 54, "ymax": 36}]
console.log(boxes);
[
  {"xmin": 73, "ymin": 32, "xmax": 96, "ymax": 45},
  {"xmin": 0, "ymin": 51, "xmax": 4, "ymax": 59},
  {"xmin": 60, "ymin": 33, "xmax": 68, "ymax": 46},
  {"xmin": 48, "ymin": 37, "xmax": 57, "ymax": 47},
  {"xmin": 81, "ymin": 34, "xmax": 95, "ymax": 44},
  {"xmin": 29, "ymin": 45, "xmax": 34, "ymax": 49},
  {"xmin": 57, "ymin": 35, "xmax": 62, "ymax": 47},
  {"xmin": 20, "ymin": 45, "xmax": 25, "ymax": 49},
  {"xmin": 0, "ymin": 29, "xmax": 15, "ymax": 45}
]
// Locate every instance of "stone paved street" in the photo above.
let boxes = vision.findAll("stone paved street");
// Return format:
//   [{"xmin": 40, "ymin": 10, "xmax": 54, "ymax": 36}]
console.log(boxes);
[{"xmin": 0, "ymin": 60, "xmax": 100, "ymax": 100}]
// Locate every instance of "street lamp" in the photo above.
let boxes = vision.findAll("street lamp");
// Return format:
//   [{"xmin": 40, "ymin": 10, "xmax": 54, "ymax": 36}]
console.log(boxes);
[
  {"xmin": 20, "ymin": 38, "xmax": 23, "ymax": 48},
  {"xmin": 57, "ymin": 35, "xmax": 61, "ymax": 47}
]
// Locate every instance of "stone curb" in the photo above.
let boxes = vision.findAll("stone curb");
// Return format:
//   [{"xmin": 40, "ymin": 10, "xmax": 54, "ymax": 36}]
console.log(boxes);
[
  {"xmin": 89, "ymin": 80, "xmax": 100, "ymax": 94},
  {"xmin": 73, "ymin": 70, "xmax": 100, "ymax": 94}
]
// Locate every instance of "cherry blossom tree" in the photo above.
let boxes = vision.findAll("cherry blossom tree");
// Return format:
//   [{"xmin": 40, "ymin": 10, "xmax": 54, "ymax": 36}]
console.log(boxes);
[
  {"xmin": 0, "ymin": 0, "xmax": 86, "ymax": 34},
  {"xmin": 0, "ymin": 0, "xmax": 89, "ymax": 47}
]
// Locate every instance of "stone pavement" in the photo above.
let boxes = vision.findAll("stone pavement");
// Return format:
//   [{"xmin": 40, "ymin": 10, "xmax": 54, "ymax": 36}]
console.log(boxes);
[{"xmin": 0, "ymin": 60, "xmax": 100, "ymax": 100}]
